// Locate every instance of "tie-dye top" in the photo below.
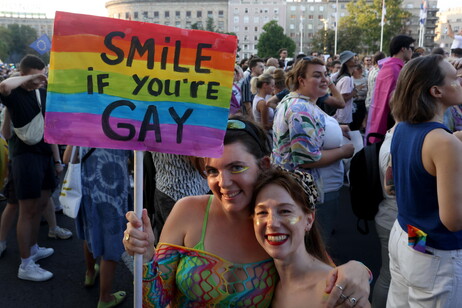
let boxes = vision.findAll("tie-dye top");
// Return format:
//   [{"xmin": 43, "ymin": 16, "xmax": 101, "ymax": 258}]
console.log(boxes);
[
  {"xmin": 143, "ymin": 196, "xmax": 277, "ymax": 307},
  {"xmin": 271, "ymin": 92, "xmax": 326, "ymax": 191}
]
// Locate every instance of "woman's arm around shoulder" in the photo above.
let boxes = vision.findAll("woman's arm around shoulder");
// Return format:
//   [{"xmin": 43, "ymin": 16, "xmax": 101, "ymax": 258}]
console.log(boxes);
[{"xmin": 423, "ymin": 129, "xmax": 462, "ymax": 232}]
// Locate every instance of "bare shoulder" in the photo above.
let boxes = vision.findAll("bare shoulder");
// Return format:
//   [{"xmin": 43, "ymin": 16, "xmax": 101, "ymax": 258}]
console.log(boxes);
[
  {"xmin": 158, "ymin": 195, "xmax": 211, "ymax": 246},
  {"xmin": 424, "ymin": 128, "xmax": 461, "ymax": 152},
  {"xmin": 423, "ymin": 128, "xmax": 462, "ymax": 174}
]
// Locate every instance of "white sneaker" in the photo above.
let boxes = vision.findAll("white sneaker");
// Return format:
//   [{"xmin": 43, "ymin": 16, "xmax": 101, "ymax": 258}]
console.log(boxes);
[
  {"xmin": 48, "ymin": 226, "xmax": 72, "ymax": 240},
  {"xmin": 18, "ymin": 262, "xmax": 53, "ymax": 281},
  {"xmin": 0, "ymin": 242, "xmax": 6, "ymax": 258},
  {"xmin": 31, "ymin": 246, "xmax": 54, "ymax": 262}
]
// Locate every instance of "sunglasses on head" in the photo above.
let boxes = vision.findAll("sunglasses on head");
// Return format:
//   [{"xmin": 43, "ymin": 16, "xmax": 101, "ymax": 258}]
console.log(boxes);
[{"xmin": 227, "ymin": 119, "xmax": 268, "ymax": 153}]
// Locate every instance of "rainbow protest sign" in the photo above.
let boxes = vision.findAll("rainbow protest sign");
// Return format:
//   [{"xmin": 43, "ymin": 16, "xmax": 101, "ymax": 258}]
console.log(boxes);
[{"xmin": 45, "ymin": 12, "xmax": 237, "ymax": 157}]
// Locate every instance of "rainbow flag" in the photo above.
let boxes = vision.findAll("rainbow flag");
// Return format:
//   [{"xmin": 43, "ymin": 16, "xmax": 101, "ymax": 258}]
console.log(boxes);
[{"xmin": 45, "ymin": 12, "xmax": 237, "ymax": 157}]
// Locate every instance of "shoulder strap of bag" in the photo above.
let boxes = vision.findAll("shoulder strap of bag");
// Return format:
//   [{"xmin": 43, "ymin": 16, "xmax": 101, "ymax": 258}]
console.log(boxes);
[
  {"xmin": 35, "ymin": 89, "xmax": 42, "ymax": 109},
  {"xmin": 81, "ymin": 148, "xmax": 96, "ymax": 163}
]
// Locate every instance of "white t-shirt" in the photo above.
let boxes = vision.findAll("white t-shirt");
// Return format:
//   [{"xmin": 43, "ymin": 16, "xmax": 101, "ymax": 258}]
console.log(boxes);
[
  {"xmin": 252, "ymin": 94, "xmax": 274, "ymax": 126},
  {"xmin": 374, "ymin": 130, "xmax": 398, "ymax": 230},
  {"xmin": 451, "ymin": 34, "xmax": 462, "ymax": 49},
  {"xmin": 319, "ymin": 115, "xmax": 344, "ymax": 193},
  {"xmin": 334, "ymin": 76, "xmax": 354, "ymax": 124}
]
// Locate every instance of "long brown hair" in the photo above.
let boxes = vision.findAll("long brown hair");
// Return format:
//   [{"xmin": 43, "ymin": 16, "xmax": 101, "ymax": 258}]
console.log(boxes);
[{"xmin": 252, "ymin": 168, "xmax": 330, "ymax": 265}]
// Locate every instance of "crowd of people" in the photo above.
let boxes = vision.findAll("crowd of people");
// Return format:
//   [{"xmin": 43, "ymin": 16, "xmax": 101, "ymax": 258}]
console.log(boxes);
[{"xmin": 1, "ymin": 30, "xmax": 462, "ymax": 308}]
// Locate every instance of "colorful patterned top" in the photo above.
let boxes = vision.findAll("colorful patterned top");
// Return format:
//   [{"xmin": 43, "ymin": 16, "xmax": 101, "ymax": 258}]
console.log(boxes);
[
  {"xmin": 143, "ymin": 196, "xmax": 277, "ymax": 307},
  {"xmin": 271, "ymin": 92, "xmax": 326, "ymax": 189}
]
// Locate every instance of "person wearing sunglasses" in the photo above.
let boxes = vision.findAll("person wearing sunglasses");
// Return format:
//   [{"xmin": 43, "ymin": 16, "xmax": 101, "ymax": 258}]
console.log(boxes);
[
  {"xmin": 124, "ymin": 116, "xmax": 370, "ymax": 307},
  {"xmin": 365, "ymin": 35, "xmax": 415, "ymax": 144},
  {"xmin": 272, "ymin": 56, "xmax": 354, "ymax": 245}
]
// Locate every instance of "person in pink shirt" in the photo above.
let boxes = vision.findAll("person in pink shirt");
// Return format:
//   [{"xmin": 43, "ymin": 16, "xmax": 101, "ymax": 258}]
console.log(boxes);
[{"xmin": 365, "ymin": 35, "xmax": 415, "ymax": 143}]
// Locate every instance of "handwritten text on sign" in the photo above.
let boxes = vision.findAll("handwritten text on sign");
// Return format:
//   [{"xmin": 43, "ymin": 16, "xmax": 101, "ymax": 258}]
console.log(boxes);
[{"xmin": 44, "ymin": 11, "xmax": 237, "ymax": 157}]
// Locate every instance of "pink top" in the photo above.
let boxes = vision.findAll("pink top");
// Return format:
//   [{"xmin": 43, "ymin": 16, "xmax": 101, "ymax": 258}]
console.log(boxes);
[{"xmin": 365, "ymin": 57, "xmax": 404, "ymax": 143}]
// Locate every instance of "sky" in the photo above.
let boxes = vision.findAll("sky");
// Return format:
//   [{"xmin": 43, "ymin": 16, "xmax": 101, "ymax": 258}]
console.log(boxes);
[{"xmin": 0, "ymin": 0, "xmax": 459, "ymax": 18}]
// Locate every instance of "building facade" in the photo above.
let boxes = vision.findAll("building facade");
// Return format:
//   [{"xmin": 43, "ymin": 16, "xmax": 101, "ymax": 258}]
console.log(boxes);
[
  {"xmin": 435, "ymin": 7, "xmax": 462, "ymax": 52},
  {"xmin": 105, "ymin": 0, "xmax": 228, "ymax": 32},
  {"xmin": 0, "ymin": 11, "xmax": 54, "ymax": 38},
  {"xmin": 401, "ymin": 0, "xmax": 438, "ymax": 50},
  {"xmin": 228, "ymin": 0, "xmax": 286, "ymax": 60}
]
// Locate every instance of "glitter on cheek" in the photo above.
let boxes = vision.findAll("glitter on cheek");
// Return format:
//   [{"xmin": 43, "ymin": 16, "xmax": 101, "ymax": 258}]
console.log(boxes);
[{"xmin": 286, "ymin": 215, "xmax": 301, "ymax": 225}]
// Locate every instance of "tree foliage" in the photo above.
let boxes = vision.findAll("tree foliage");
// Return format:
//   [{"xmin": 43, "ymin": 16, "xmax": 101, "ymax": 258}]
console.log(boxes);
[
  {"xmin": 338, "ymin": 0, "xmax": 411, "ymax": 55},
  {"xmin": 0, "ymin": 24, "xmax": 49, "ymax": 64},
  {"xmin": 256, "ymin": 20, "xmax": 296, "ymax": 58}
]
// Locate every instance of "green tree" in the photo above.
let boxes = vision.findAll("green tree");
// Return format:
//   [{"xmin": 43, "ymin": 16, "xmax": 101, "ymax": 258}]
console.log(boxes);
[
  {"xmin": 0, "ymin": 27, "xmax": 12, "ymax": 61},
  {"xmin": 6, "ymin": 24, "xmax": 38, "ymax": 63},
  {"xmin": 256, "ymin": 20, "xmax": 296, "ymax": 58},
  {"xmin": 205, "ymin": 17, "xmax": 216, "ymax": 32},
  {"xmin": 340, "ymin": 0, "xmax": 411, "ymax": 54}
]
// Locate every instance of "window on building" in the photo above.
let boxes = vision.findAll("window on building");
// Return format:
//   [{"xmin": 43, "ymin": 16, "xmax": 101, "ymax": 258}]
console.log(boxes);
[
  {"xmin": 234, "ymin": 25, "xmax": 239, "ymax": 32},
  {"xmin": 290, "ymin": 14, "xmax": 296, "ymax": 19},
  {"xmin": 245, "ymin": 8, "xmax": 248, "ymax": 13},
  {"xmin": 176, "ymin": 11, "xmax": 180, "ymax": 18},
  {"xmin": 134, "ymin": 12, "xmax": 138, "ymax": 19},
  {"xmin": 290, "ymin": 24, "xmax": 295, "ymax": 29},
  {"xmin": 197, "ymin": 11, "xmax": 202, "ymax": 18},
  {"xmin": 274, "ymin": 8, "xmax": 279, "ymax": 14},
  {"xmin": 291, "ymin": 6, "xmax": 296, "ymax": 11},
  {"xmin": 340, "ymin": 12, "xmax": 345, "ymax": 17},
  {"xmin": 234, "ymin": 16, "xmax": 239, "ymax": 23},
  {"xmin": 125, "ymin": 12, "xmax": 130, "ymax": 19},
  {"xmin": 244, "ymin": 16, "xmax": 249, "ymax": 23},
  {"xmin": 175, "ymin": 21, "xmax": 181, "ymax": 27},
  {"xmin": 308, "ymin": 24, "xmax": 313, "ymax": 29},
  {"xmin": 244, "ymin": 35, "xmax": 248, "ymax": 41},
  {"xmin": 308, "ymin": 15, "xmax": 313, "ymax": 20},
  {"xmin": 154, "ymin": 11, "xmax": 159, "ymax": 18},
  {"xmin": 254, "ymin": 26, "xmax": 258, "ymax": 31},
  {"xmin": 320, "ymin": 6, "xmax": 324, "ymax": 11},
  {"xmin": 219, "ymin": 10, "xmax": 224, "ymax": 18},
  {"xmin": 308, "ymin": 33, "xmax": 313, "ymax": 38},
  {"xmin": 318, "ymin": 15, "xmax": 323, "ymax": 19},
  {"xmin": 244, "ymin": 26, "xmax": 248, "ymax": 31},
  {"xmin": 254, "ymin": 16, "xmax": 259, "ymax": 23},
  {"xmin": 310, "ymin": 6, "xmax": 314, "ymax": 11},
  {"xmin": 341, "ymin": 4, "xmax": 345, "ymax": 9},
  {"xmin": 207, "ymin": 11, "xmax": 213, "ymax": 18},
  {"xmin": 142, "ymin": 11, "xmax": 148, "ymax": 19},
  {"xmin": 264, "ymin": 16, "xmax": 268, "ymax": 22},
  {"xmin": 165, "ymin": 21, "xmax": 170, "ymax": 26},
  {"xmin": 186, "ymin": 21, "xmax": 191, "ymax": 28},
  {"xmin": 254, "ymin": 36, "xmax": 258, "ymax": 40},
  {"xmin": 165, "ymin": 11, "xmax": 170, "ymax": 18},
  {"xmin": 218, "ymin": 21, "xmax": 224, "ymax": 30},
  {"xmin": 234, "ymin": 7, "xmax": 239, "ymax": 14},
  {"xmin": 186, "ymin": 11, "xmax": 191, "ymax": 18},
  {"xmin": 264, "ymin": 9, "xmax": 268, "ymax": 13},
  {"xmin": 244, "ymin": 44, "xmax": 248, "ymax": 50}
]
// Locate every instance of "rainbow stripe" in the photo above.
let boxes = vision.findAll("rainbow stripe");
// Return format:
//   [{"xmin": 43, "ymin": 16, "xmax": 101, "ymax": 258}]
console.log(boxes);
[{"xmin": 45, "ymin": 11, "xmax": 237, "ymax": 157}]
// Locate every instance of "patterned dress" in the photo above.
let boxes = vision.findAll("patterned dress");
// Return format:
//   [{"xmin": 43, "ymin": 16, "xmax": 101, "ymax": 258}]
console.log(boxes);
[{"xmin": 75, "ymin": 148, "xmax": 132, "ymax": 261}]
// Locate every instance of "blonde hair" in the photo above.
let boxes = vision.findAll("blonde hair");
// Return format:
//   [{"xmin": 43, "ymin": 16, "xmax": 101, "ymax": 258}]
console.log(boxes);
[{"xmin": 250, "ymin": 73, "xmax": 273, "ymax": 95}]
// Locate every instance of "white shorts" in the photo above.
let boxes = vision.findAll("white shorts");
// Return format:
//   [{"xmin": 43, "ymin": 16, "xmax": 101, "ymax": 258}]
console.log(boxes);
[{"xmin": 387, "ymin": 220, "xmax": 462, "ymax": 308}]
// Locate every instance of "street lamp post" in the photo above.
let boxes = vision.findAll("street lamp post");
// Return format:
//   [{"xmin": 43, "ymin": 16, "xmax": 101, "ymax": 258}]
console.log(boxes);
[{"xmin": 334, "ymin": 0, "xmax": 338, "ymax": 55}]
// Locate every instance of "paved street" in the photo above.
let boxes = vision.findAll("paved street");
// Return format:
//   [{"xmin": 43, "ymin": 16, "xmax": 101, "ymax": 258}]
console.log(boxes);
[{"xmin": 0, "ymin": 186, "xmax": 381, "ymax": 307}]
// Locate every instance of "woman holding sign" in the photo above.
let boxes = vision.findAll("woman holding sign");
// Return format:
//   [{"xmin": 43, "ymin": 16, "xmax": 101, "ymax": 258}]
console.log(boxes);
[{"xmin": 124, "ymin": 116, "xmax": 370, "ymax": 307}]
